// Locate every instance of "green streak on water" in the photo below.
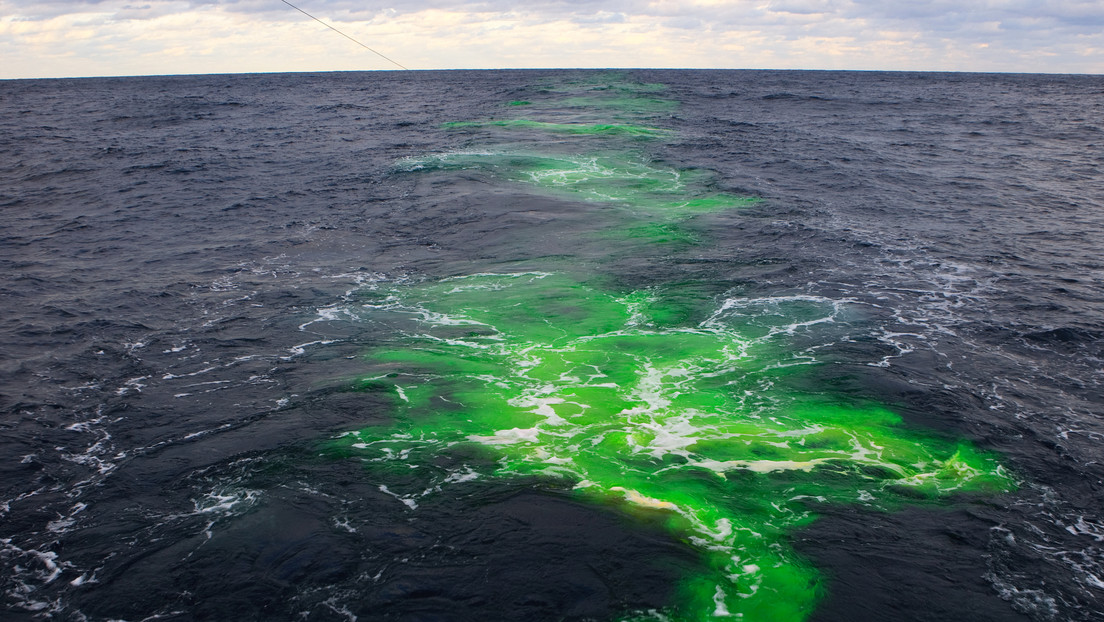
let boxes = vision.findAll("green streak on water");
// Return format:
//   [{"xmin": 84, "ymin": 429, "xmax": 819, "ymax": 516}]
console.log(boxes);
[
  {"xmin": 556, "ymin": 96, "xmax": 678, "ymax": 118},
  {"xmin": 539, "ymin": 74, "xmax": 669, "ymax": 96},
  {"xmin": 331, "ymin": 273, "xmax": 1014, "ymax": 621},
  {"xmin": 331, "ymin": 76, "xmax": 1012, "ymax": 621},
  {"xmin": 398, "ymin": 151, "xmax": 757, "ymax": 216},
  {"xmin": 528, "ymin": 76, "xmax": 677, "ymax": 119},
  {"xmin": 615, "ymin": 222, "xmax": 701, "ymax": 248},
  {"xmin": 508, "ymin": 100, "xmax": 531, "ymax": 106},
  {"xmin": 442, "ymin": 119, "xmax": 671, "ymax": 138}
]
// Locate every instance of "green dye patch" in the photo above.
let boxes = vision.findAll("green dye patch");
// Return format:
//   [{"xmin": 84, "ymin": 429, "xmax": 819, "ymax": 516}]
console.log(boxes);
[
  {"xmin": 540, "ymin": 74, "xmax": 669, "ymax": 95},
  {"xmin": 527, "ymin": 75, "xmax": 676, "ymax": 119},
  {"xmin": 442, "ymin": 119, "xmax": 670, "ymax": 138},
  {"xmin": 331, "ymin": 77, "xmax": 1012, "ymax": 621},
  {"xmin": 610, "ymin": 82, "xmax": 668, "ymax": 94},
  {"xmin": 556, "ymin": 96, "xmax": 679, "ymax": 118},
  {"xmin": 398, "ymin": 151, "xmax": 757, "ymax": 216},
  {"xmin": 331, "ymin": 272, "xmax": 1013, "ymax": 621},
  {"xmin": 616, "ymin": 222, "xmax": 701, "ymax": 248},
  {"xmin": 508, "ymin": 100, "xmax": 531, "ymax": 106}
]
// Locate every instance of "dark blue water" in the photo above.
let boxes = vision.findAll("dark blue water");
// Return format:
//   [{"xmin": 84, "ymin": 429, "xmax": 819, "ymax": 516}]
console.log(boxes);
[{"xmin": 1, "ymin": 69, "xmax": 1103, "ymax": 621}]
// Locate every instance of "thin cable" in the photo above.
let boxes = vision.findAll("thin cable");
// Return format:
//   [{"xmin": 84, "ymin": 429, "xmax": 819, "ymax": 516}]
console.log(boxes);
[{"xmin": 279, "ymin": 0, "xmax": 409, "ymax": 70}]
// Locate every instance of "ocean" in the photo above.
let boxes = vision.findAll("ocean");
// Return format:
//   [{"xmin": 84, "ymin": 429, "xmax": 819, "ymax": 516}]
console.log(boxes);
[{"xmin": 1, "ymin": 69, "xmax": 1102, "ymax": 621}]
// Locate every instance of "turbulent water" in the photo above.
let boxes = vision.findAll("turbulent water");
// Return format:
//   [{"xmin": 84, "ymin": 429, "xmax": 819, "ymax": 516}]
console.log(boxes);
[{"xmin": 1, "ymin": 69, "xmax": 1103, "ymax": 621}]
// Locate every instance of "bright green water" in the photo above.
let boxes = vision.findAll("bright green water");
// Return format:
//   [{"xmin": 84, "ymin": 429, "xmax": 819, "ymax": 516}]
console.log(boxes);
[
  {"xmin": 557, "ymin": 96, "xmax": 679, "ymax": 115},
  {"xmin": 442, "ymin": 119, "xmax": 671, "ymax": 138},
  {"xmin": 333, "ymin": 273, "xmax": 1011, "ymax": 620},
  {"xmin": 333, "ymin": 77, "xmax": 1013, "ymax": 620},
  {"xmin": 398, "ymin": 151, "xmax": 756, "ymax": 215}
]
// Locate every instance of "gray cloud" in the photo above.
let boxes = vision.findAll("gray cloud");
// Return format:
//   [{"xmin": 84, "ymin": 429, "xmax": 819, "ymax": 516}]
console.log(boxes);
[
  {"xmin": 8, "ymin": 0, "xmax": 1102, "ymax": 31},
  {"xmin": 3, "ymin": 0, "xmax": 1101, "ymax": 75},
  {"xmin": 663, "ymin": 17, "xmax": 703, "ymax": 30},
  {"xmin": 767, "ymin": 0, "xmax": 842, "ymax": 16},
  {"xmin": 844, "ymin": 0, "xmax": 1104, "ymax": 30},
  {"xmin": 568, "ymin": 10, "xmax": 627, "ymax": 24}
]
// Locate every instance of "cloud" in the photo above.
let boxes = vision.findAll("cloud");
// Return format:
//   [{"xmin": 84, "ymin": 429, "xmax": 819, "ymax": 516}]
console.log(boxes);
[
  {"xmin": 1, "ymin": 0, "xmax": 1101, "ymax": 77},
  {"xmin": 571, "ymin": 10, "xmax": 627, "ymax": 24},
  {"xmin": 767, "ymin": 0, "xmax": 841, "ymax": 16},
  {"xmin": 663, "ymin": 17, "xmax": 703, "ymax": 30}
]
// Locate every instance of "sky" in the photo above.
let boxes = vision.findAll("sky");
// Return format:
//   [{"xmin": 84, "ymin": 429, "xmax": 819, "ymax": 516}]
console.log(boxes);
[{"xmin": 2, "ymin": 0, "xmax": 1102, "ymax": 78}]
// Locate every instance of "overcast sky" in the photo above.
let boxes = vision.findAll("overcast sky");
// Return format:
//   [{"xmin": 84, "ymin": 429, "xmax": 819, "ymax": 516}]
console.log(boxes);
[{"xmin": 2, "ymin": 0, "xmax": 1102, "ymax": 78}]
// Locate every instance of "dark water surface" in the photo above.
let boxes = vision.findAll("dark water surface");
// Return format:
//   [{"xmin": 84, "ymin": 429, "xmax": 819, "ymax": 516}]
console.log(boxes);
[{"xmin": 2, "ymin": 69, "xmax": 1103, "ymax": 621}]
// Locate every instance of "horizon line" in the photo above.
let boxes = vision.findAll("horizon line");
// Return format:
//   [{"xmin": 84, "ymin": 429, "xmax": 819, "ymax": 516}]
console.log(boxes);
[{"xmin": 5, "ymin": 67, "xmax": 1103, "ymax": 82}]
